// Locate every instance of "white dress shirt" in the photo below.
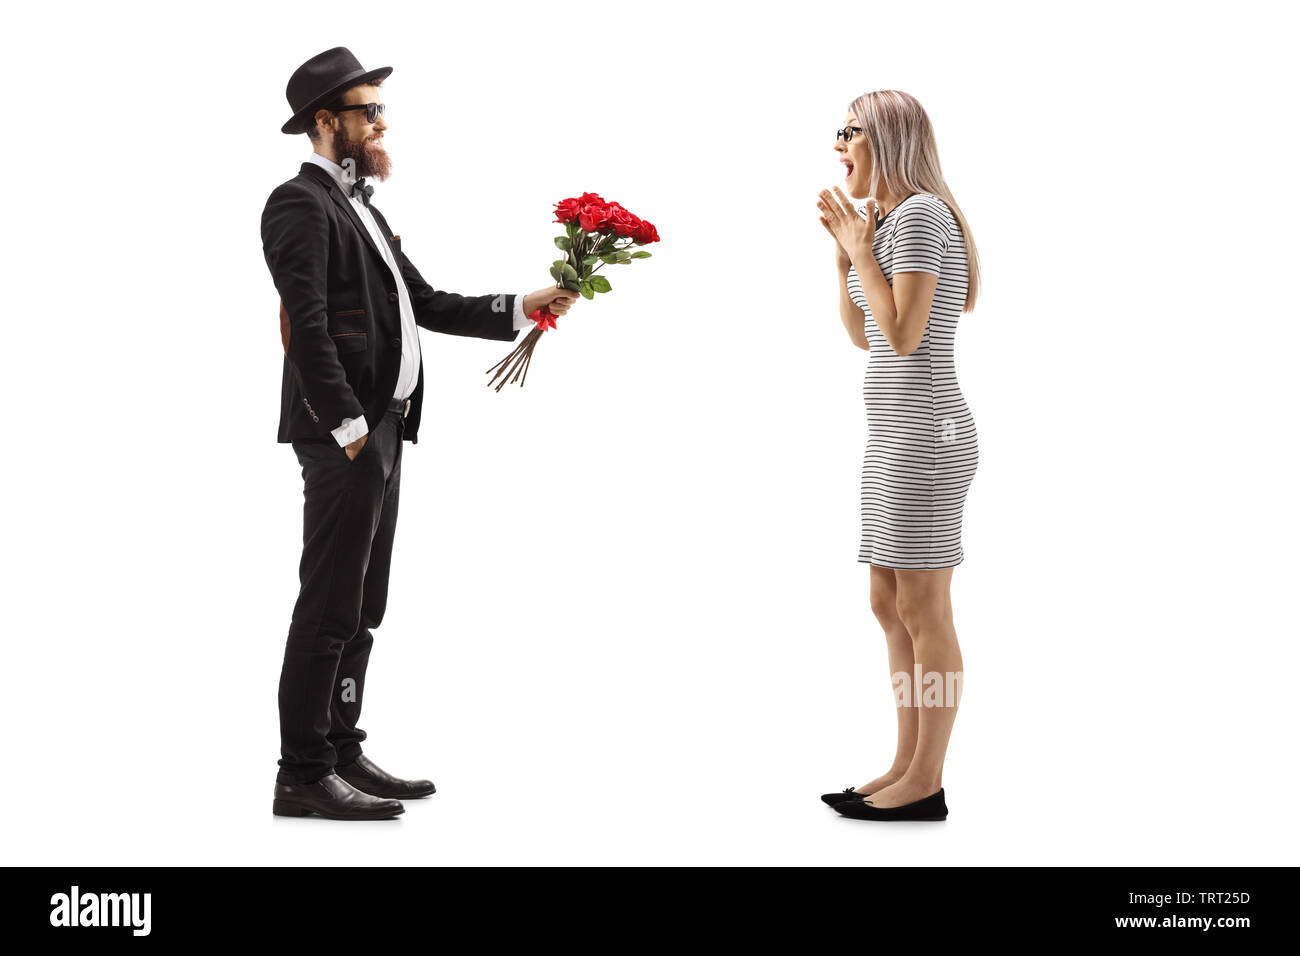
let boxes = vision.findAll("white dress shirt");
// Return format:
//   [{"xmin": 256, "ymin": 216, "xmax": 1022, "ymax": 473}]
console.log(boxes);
[{"xmin": 305, "ymin": 152, "xmax": 533, "ymax": 446}]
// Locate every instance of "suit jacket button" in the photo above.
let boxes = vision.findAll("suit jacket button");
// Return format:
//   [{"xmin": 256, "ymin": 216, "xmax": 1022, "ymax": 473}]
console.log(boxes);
[
  {"xmin": 391, "ymin": 338, "xmax": 401, "ymax": 348},
  {"xmin": 388, "ymin": 291, "xmax": 398, "ymax": 303}
]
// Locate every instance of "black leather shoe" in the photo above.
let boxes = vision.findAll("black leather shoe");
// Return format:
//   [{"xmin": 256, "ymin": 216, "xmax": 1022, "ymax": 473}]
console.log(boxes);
[
  {"xmin": 272, "ymin": 771, "xmax": 404, "ymax": 820},
  {"xmin": 834, "ymin": 788, "xmax": 948, "ymax": 820},
  {"xmin": 335, "ymin": 754, "xmax": 436, "ymax": 799},
  {"xmin": 821, "ymin": 787, "xmax": 872, "ymax": 806}
]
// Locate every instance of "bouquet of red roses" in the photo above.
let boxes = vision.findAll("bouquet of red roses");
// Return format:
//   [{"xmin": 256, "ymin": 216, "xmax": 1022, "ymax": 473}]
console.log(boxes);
[{"xmin": 486, "ymin": 192, "xmax": 660, "ymax": 390}]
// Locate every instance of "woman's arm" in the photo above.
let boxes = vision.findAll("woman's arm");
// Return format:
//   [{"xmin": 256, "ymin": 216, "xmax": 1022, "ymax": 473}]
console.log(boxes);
[
  {"xmin": 818, "ymin": 187, "xmax": 876, "ymax": 353},
  {"xmin": 837, "ymin": 263, "xmax": 869, "ymax": 351},
  {"xmin": 846, "ymin": 249, "xmax": 939, "ymax": 357},
  {"xmin": 847, "ymin": 199, "xmax": 947, "ymax": 356},
  {"xmin": 846, "ymin": 251, "xmax": 901, "ymax": 352}
]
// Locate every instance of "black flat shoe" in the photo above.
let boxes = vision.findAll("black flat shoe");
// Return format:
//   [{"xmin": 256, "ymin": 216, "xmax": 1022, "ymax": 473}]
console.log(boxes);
[
  {"xmin": 272, "ymin": 771, "xmax": 404, "ymax": 820},
  {"xmin": 834, "ymin": 788, "xmax": 948, "ymax": 821},
  {"xmin": 336, "ymin": 754, "xmax": 436, "ymax": 799},
  {"xmin": 821, "ymin": 787, "xmax": 872, "ymax": 806}
]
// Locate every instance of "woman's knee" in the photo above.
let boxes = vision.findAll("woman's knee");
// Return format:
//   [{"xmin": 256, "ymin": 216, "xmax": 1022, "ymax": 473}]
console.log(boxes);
[
  {"xmin": 869, "ymin": 586, "xmax": 899, "ymax": 624},
  {"xmin": 894, "ymin": 594, "xmax": 948, "ymax": 636}
]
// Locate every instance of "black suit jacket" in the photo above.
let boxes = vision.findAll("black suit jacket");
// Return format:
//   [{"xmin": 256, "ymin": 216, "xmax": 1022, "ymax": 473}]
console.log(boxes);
[{"xmin": 261, "ymin": 162, "xmax": 520, "ymax": 444}]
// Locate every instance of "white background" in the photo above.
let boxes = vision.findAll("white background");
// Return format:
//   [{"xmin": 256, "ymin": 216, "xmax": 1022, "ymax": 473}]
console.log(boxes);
[{"xmin": 3, "ymin": 0, "xmax": 1297, "ymax": 865}]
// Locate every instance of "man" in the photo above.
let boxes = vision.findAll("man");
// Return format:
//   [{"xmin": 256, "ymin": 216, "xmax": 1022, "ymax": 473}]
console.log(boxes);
[{"xmin": 262, "ymin": 47, "xmax": 578, "ymax": 821}]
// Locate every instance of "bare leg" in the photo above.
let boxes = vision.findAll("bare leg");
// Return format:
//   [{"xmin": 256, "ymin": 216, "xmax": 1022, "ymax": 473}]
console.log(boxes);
[
  {"xmin": 855, "ymin": 564, "xmax": 916, "ymax": 794},
  {"xmin": 860, "ymin": 566, "xmax": 962, "ymax": 808}
]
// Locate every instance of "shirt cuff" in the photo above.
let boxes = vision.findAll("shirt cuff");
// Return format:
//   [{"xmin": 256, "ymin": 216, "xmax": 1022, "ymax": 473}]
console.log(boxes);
[
  {"xmin": 511, "ymin": 292, "xmax": 533, "ymax": 331},
  {"xmin": 332, "ymin": 416, "xmax": 369, "ymax": 447}
]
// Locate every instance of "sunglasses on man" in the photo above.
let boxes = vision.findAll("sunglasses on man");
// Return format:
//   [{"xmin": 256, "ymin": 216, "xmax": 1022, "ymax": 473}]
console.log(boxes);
[{"xmin": 333, "ymin": 102, "xmax": 386, "ymax": 123}]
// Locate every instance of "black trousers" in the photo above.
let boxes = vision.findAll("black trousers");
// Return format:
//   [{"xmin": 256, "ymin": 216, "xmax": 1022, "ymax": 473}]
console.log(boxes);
[{"xmin": 278, "ymin": 404, "xmax": 406, "ymax": 785}]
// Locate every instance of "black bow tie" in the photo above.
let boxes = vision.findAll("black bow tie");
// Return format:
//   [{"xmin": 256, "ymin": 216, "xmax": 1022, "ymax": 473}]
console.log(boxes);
[{"xmin": 351, "ymin": 178, "xmax": 374, "ymax": 206}]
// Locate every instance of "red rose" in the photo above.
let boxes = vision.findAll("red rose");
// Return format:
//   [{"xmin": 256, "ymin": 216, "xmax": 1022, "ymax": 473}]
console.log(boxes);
[
  {"xmin": 553, "ymin": 197, "xmax": 582, "ymax": 224},
  {"xmin": 632, "ymin": 218, "xmax": 660, "ymax": 243},
  {"xmin": 607, "ymin": 203, "xmax": 642, "ymax": 238},
  {"xmin": 578, "ymin": 200, "xmax": 612, "ymax": 232}
]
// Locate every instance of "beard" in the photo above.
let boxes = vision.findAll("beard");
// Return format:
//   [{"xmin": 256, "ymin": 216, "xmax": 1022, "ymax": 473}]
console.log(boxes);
[{"xmin": 332, "ymin": 122, "xmax": 391, "ymax": 181}]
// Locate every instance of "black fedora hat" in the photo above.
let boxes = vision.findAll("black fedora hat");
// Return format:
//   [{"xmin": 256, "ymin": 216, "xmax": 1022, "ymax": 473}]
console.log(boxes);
[{"xmin": 281, "ymin": 46, "xmax": 392, "ymax": 135}]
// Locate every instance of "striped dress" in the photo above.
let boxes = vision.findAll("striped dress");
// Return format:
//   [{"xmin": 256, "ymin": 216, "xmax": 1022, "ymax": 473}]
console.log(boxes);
[{"xmin": 846, "ymin": 192, "xmax": 977, "ymax": 569}]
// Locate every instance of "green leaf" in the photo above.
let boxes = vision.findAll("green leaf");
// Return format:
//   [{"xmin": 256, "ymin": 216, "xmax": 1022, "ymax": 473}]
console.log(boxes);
[
  {"xmin": 561, "ymin": 263, "xmax": 579, "ymax": 281},
  {"xmin": 599, "ymin": 253, "xmax": 619, "ymax": 264},
  {"xmin": 589, "ymin": 275, "xmax": 611, "ymax": 293},
  {"xmin": 629, "ymin": 251, "xmax": 653, "ymax": 259},
  {"xmin": 549, "ymin": 264, "xmax": 562, "ymax": 281},
  {"xmin": 562, "ymin": 279, "xmax": 581, "ymax": 293},
  {"xmin": 554, "ymin": 236, "xmax": 571, "ymax": 251},
  {"xmin": 582, "ymin": 255, "xmax": 600, "ymax": 269},
  {"xmin": 579, "ymin": 279, "xmax": 594, "ymax": 300}
]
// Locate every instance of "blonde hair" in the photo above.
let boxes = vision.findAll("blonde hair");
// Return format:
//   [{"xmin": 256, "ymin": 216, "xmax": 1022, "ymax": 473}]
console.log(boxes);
[{"xmin": 848, "ymin": 90, "xmax": 980, "ymax": 312}]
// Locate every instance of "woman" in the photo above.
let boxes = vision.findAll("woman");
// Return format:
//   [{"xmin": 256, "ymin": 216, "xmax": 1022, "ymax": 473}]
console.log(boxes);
[{"xmin": 815, "ymin": 90, "xmax": 981, "ymax": 822}]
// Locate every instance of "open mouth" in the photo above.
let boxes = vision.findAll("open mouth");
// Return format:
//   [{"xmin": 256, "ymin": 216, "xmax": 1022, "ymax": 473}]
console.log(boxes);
[{"xmin": 842, "ymin": 161, "xmax": 854, "ymax": 178}]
